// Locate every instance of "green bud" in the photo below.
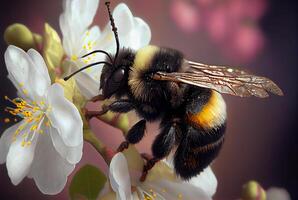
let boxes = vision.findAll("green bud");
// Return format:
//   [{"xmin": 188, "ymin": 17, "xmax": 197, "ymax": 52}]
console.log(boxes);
[
  {"xmin": 242, "ymin": 180, "xmax": 266, "ymax": 200},
  {"xmin": 4, "ymin": 23, "xmax": 35, "ymax": 50}
]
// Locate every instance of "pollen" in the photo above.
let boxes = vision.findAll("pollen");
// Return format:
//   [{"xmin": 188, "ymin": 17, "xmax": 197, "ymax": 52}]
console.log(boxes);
[
  {"xmin": 4, "ymin": 96, "xmax": 47, "ymax": 147},
  {"xmin": 30, "ymin": 125, "xmax": 38, "ymax": 131},
  {"xmin": 22, "ymin": 89, "xmax": 28, "ymax": 95},
  {"xmin": 177, "ymin": 193, "xmax": 183, "ymax": 199},
  {"xmin": 4, "ymin": 118, "xmax": 10, "ymax": 123},
  {"xmin": 71, "ymin": 55, "xmax": 78, "ymax": 61},
  {"xmin": 23, "ymin": 111, "xmax": 32, "ymax": 117},
  {"xmin": 45, "ymin": 120, "xmax": 50, "ymax": 127},
  {"xmin": 21, "ymin": 140, "xmax": 26, "ymax": 147}
]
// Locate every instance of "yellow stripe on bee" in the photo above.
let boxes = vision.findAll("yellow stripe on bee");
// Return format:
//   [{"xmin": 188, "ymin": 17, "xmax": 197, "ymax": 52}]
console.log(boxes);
[
  {"xmin": 132, "ymin": 45, "xmax": 159, "ymax": 71},
  {"xmin": 187, "ymin": 91, "xmax": 226, "ymax": 129},
  {"xmin": 129, "ymin": 45, "xmax": 159, "ymax": 100}
]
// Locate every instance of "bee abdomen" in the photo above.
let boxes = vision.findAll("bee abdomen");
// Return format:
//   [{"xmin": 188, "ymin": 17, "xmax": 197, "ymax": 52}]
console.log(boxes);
[
  {"xmin": 173, "ymin": 90, "xmax": 227, "ymax": 180},
  {"xmin": 187, "ymin": 90, "xmax": 227, "ymax": 130},
  {"xmin": 174, "ymin": 124, "xmax": 226, "ymax": 180}
]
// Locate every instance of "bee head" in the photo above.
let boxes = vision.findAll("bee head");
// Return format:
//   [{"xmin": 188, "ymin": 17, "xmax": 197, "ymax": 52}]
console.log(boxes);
[{"xmin": 100, "ymin": 48, "xmax": 135, "ymax": 98}]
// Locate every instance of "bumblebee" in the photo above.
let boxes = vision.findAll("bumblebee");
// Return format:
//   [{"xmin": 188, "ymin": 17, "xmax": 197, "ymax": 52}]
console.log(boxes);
[{"xmin": 65, "ymin": 2, "xmax": 283, "ymax": 181}]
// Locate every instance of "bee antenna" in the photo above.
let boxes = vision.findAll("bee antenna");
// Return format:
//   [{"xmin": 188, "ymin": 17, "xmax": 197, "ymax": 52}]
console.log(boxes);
[
  {"xmin": 105, "ymin": 1, "xmax": 119, "ymax": 65},
  {"xmin": 64, "ymin": 61, "xmax": 112, "ymax": 81},
  {"xmin": 81, "ymin": 50, "xmax": 113, "ymax": 63}
]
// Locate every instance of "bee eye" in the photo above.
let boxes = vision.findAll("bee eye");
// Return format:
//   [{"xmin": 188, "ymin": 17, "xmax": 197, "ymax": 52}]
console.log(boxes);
[{"xmin": 113, "ymin": 68, "xmax": 125, "ymax": 83}]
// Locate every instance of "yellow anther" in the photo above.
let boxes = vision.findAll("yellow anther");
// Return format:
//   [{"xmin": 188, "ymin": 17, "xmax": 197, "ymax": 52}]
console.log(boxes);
[
  {"xmin": 178, "ymin": 193, "xmax": 183, "ymax": 199},
  {"xmin": 71, "ymin": 55, "xmax": 78, "ymax": 61},
  {"xmin": 23, "ymin": 111, "xmax": 32, "ymax": 117},
  {"xmin": 38, "ymin": 130, "xmax": 44, "ymax": 134},
  {"xmin": 19, "ymin": 82, "xmax": 24, "ymax": 87},
  {"xmin": 45, "ymin": 121, "xmax": 50, "ymax": 127},
  {"xmin": 21, "ymin": 140, "xmax": 26, "ymax": 147},
  {"xmin": 26, "ymin": 141, "xmax": 32, "ymax": 146},
  {"xmin": 4, "ymin": 118, "xmax": 10, "ymax": 123},
  {"xmin": 33, "ymin": 107, "xmax": 40, "ymax": 112},
  {"xmin": 83, "ymin": 45, "xmax": 87, "ymax": 49},
  {"xmin": 22, "ymin": 89, "xmax": 28, "ymax": 95},
  {"xmin": 26, "ymin": 118, "xmax": 33, "ymax": 123},
  {"xmin": 86, "ymin": 31, "xmax": 90, "ymax": 36},
  {"xmin": 30, "ymin": 125, "xmax": 38, "ymax": 131}
]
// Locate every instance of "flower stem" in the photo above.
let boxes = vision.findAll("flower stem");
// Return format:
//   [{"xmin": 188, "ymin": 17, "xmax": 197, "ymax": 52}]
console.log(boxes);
[{"xmin": 83, "ymin": 128, "xmax": 114, "ymax": 164}]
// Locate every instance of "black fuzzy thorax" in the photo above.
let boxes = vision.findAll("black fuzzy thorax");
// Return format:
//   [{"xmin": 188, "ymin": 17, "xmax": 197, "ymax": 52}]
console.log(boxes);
[{"xmin": 129, "ymin": 47, "xmax": 185, "ymax": 121}]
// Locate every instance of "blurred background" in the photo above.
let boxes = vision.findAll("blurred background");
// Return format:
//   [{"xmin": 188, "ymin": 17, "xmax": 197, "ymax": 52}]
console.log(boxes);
[{"xmin": 0, "ymin": 0, "xmax": 296, "ymax": 199}]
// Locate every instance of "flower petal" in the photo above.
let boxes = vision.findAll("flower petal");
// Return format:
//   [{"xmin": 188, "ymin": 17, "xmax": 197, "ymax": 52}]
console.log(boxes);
[
  {"xmin": 109, "ymin": 153, "xmax": 133, "ymax": 200},
  {"xmin": 29, "ymin": 133, "xmax": 75, "ymax": 194},
  {"xmin": 6, "ymin": 122, "xmax": 37, "ymax": 185},
  {"xmin": 113, "ymin": 3, "xmax": 134, "ymax": 36},
  {"xmin": 75, "ymin": 69, "xmax": 101, "ymax": 100},
  {"xmin": 27, "ymin": 48, "xmax": 51, "ymax": 85},
  {"xmin": 49, "ymin": 126, "xmax": 83, "ymax": 164},
  {"xmin": 98, "ymin": 3, "xmax": 151, "ymax": 55},
  {"xmin": 188, "ymin": 166, "xmax": 218, "ymax": 197},
  {"xmin": 5, "ymin": 45, "xmax": 50, "ymax": 100},
  {"xmin": 46, "ymin": 83, "xmax": 83, "ymax": 147},
  {"xmin": 123, "ymin": 17, "xmax": 151, "ymax": 50},
  {"xmin": 0, "ymin": 122, "xmax": 21, "ymax": 164},
  {"xmin": 142, "ymin": 179, "xmax": 212, "ymax": 200},
  {"xmin": 60, "ymin": 0, "xmax": 99, "ymax": 52}
]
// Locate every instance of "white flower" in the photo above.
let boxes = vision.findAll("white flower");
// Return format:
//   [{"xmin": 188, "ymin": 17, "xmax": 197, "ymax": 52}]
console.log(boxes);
[
  {"xmin": 60, "ymin": 0, "xmax": 151, "ymax": 99},
  {"xmin": 106, "ymin": 153, "xmax": 216, "ymax": 200},
  {"xmin": 0, "ymin": 45, "xmax": 83, "ymax": 194}
]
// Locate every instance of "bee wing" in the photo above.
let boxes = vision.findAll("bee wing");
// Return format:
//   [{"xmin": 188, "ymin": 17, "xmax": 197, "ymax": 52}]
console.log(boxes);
[{"xmin": 153, "ymin": 60, "xmax": 283, "ymax": 98}]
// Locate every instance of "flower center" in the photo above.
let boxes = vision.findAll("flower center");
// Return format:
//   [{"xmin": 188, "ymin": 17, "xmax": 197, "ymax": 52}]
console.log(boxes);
[{"xmin": 4, "ymin": 96, "xmax": 48, "ymax": 147}]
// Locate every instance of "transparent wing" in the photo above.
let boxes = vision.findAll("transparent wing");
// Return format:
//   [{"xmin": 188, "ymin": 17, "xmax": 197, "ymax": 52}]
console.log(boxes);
[{"xmin": 152, "ymin": 60, "xmax": 283, "ymax": 98}]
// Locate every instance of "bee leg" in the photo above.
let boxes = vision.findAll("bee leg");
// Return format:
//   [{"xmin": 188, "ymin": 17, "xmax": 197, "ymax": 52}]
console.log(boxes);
[
  {"xmin": 141, "ymin": 153, "xmax": 152, "ymax": 161},
  {"xmin": 84, "ymin": 105, "xmax": 109, "ymax": 120},
  {"xmin": 85, "ymin": 99, "xmax": 135, "ymax": 120},
  {"xmin": 117, "ymin": 119, "xmax": 146, "ymax": 152},
  {"xmin": 117, "ymin": 141, "xmax": 129, "ymax": 152},
  {"xmin": 140, "ymin": 158, "xmax": 160, "ymax": 182},
  {"xmin": 140, "ymin": 122, "xmax": 179, "ymax": 182},
  {"xmin": 90, "ymin": 94, "xmax": 105, "ymax": 102}
]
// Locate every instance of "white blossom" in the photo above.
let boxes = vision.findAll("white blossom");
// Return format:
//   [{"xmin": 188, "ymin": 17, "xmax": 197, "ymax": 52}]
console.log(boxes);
[
  {"xmin": 0, "ymin": 45, "xmax": 83, "ymax": 194},
  {"xmin": 107, "ymin": 153, "xmax": 217, "ymax": 200},
  {"xmin": 60, "ymin": 0, "xmax": 151, "ymax": 99}
]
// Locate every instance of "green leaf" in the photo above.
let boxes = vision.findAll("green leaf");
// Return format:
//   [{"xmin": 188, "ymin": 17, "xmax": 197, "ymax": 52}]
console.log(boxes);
[{"xmin": 69, "ymin": 164, "xmax": 107, "ymax": 200}]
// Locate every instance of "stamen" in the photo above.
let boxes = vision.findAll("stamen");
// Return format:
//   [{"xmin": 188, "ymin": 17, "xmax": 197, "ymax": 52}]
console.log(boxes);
[
  {"xmin": 4, "ymin": 96, "xmax": 47, "ymax": 147},
  {"xmin": 177, "ymin": 193, "xmax": 183, "ymax": 199},
  {"xmin": 71, "ymin": 55, "xmax": 78, "ymax": 61}
]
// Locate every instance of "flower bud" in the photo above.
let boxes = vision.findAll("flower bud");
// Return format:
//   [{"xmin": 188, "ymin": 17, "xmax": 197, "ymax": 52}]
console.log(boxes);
[
  {"xmin": 242, "ymin": 180, "xmax": 266, "ymax": 200},
  {"xmin": 4, "ymin": 23, "xmax": 35, "ymax": 51}
]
